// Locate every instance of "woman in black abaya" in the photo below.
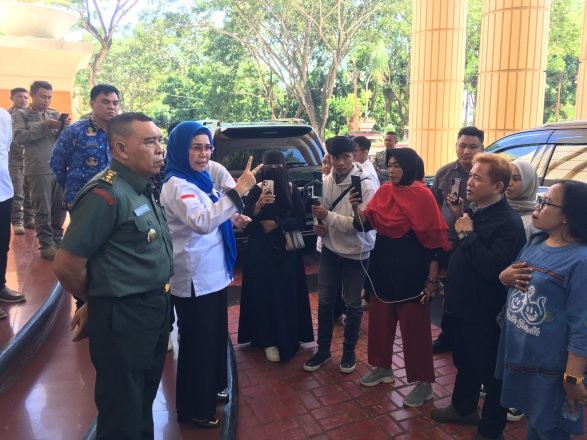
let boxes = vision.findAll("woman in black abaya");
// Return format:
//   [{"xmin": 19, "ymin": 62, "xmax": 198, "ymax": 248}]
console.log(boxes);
[{"xmin": 237, "ymin": 150, "xmax": 314, "ymax": 362}]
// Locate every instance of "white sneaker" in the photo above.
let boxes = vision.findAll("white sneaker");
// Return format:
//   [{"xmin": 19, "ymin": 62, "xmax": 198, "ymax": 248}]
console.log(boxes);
[{"xmin": 265, "ymin": 346, "xmax": 280, "ymax": 362}]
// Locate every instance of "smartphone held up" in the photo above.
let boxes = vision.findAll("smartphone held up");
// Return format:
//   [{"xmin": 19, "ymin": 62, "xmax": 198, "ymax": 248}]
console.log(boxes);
[
  {"xmin": 450, "ymin": 178, "xmax": 461, "ymax": 205},
  {"xmin": 351, "ymin": 175, "xmax": 362, "ymax": 203},
  {"xmin": 262, "ymin": 179, "xmax": 274, "ymax": 194},
  {"xmin": 311, "ymin": 196, "xmax": 322, "ymax": 225}
]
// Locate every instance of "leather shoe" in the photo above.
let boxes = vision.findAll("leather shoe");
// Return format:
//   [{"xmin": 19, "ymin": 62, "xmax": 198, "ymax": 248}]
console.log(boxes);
[
  {"xmin": 0, "ymin": 287, "xmax": 25, "ymax": 303},
  {"xmin": 431, "ymin": 405, "xmax": 480, "ymax": 425},
  {"xmin": 191, "ymin": 417, "xmax": 220, "ymax": 428},
  {"xmin": 474, "ymin": 434, "xmax": 503, "ymax": 440},
  {"xmin": 40, "ymin": 246, "xmax": 58, "ymax": 260}
]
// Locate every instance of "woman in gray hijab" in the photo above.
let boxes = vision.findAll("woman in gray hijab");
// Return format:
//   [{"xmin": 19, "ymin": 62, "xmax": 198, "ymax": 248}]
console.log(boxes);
[
  {"xmin": 506, "ymin": 159, "xmax": 539, "ymax": 239},
  {"xmin": 500, "ymin": 158, "xmax": 540, "ymax": 423}
]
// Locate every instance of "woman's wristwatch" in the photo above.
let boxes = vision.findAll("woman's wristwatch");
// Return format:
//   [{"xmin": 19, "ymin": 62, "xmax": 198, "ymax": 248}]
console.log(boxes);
[
  {"xmin": 457, "ymin": 231, "xmax": 470, "ymax": 240},
  {"xmin": 563, "ymin": 372, "xmax": 584, "ymax": 385}
]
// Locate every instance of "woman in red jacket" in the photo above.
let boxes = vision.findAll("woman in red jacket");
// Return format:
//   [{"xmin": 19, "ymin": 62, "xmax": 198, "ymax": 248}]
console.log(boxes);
[{"xmin": 350, "ymin": 148, "xmax": 450, "ymax": 408}]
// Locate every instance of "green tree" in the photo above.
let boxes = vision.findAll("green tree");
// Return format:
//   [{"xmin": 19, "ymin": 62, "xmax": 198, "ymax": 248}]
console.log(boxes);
[
  {"xmin": 67, "ymin": 0, "xmax": 141, "ymax": 86},
  {"xmin": 544, "ymin": 0, "xmax": 583, "ymax": 122},
  {"xmin": 205, "ymin": 0, "xmax": 384, "ymax": 139},
  {"xmin": 464, "ymin": 0, "xmax": 482, "ymax": 125}
]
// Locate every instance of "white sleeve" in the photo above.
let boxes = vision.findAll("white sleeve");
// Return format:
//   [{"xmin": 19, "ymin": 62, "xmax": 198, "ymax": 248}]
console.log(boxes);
[
  {"xmin": 161, "ymin": 177, "xmax": 238, "ymax": 235},
  {"xmin": 208, "ymin": 160, "xmax": 236, "ymax": 192},
  {"xmin": 0, "ymin": 109, "xmax": 11, "ymax": 152}
]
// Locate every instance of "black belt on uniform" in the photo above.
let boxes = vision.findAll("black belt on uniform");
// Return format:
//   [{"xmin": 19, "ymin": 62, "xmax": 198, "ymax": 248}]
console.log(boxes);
[{"xmin": 504, "ymin": 364, "xmax": 563, "ymax": 376}]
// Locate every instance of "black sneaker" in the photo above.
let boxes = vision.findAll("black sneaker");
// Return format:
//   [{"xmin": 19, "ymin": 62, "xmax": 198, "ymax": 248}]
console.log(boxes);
[
  {"xmin": 339, "ymin": 351, "xmax": 356, "ymax": 373},
  {"xmin": 303, "ymin": 351, "xmax": 331, "ymax": 372}
]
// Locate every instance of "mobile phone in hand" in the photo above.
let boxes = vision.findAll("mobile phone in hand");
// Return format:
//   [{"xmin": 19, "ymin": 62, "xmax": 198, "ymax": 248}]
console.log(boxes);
[
  {"xmin": 311, "ymin": 196, "xmax": 322, "ymax": 224},
  {"xmin": 58, "ymin": 113, "xmax": 69, "ymax": 123},
  {"xmin": 262, "ymin": 179, "xmax": 274, "ymax": 194},
  {"xmin": 450, "ymin": 178, "xmax": 461, "ymax": 205},
  {"xmin": 351, "ymin": 175, "xmax": 362, "ymax": 203}
]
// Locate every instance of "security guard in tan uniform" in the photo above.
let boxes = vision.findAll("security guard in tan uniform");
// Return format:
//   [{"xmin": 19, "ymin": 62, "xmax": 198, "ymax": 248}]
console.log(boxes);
[
  {"xmin": 53, "ymin": 113, "xmax": 173, "ymax": 440},
  {"xmin": 12, "ymin": 81, "xmax": 68, "ymax": 259}
]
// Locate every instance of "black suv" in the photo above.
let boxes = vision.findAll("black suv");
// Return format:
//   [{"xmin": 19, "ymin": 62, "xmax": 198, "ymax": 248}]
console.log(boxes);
[
  {"xmin": 486, "ymin": 120, "xmax": 587, "ymax": 192},
  {"xmin": 210, "ymin": 121, "xmax": 324, "ymax": 243}
]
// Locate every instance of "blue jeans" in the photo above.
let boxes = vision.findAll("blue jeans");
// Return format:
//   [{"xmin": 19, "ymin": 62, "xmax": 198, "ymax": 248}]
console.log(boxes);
[
  {"xmin": 526, "ymin": 423, "xmax": 570, "ymax": 440},
  {"xmin": 316, "ymin": 246, "xmax": 368, "ymax": 354}
]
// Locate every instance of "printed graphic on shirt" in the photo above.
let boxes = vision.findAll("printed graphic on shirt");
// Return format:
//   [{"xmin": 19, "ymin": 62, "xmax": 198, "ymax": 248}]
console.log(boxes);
[{"xmin": 507, "ymin": 284, "xmax": 547, "ymax": 336}]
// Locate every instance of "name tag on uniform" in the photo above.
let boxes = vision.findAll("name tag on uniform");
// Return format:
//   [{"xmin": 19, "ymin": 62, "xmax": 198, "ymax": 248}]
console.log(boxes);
[{"xmin": 134, "ymin": 204, "xmax": 151, "ymax": 216}]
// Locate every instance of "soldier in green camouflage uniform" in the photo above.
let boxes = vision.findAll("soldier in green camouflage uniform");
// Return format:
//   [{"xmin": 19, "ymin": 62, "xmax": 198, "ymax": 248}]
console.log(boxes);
[{"xmin": 53, "ymin": 113, "xmax": 173, "ymax": 440}]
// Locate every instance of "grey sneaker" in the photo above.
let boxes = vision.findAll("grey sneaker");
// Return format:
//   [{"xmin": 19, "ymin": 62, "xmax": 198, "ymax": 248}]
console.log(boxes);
[
  {"xmin": 303, "ymin": 351, "xmax": 331, "ymax": 372},
  {"xmin": 403, "ymin": 381, "xmax": 433, "ymax": 407},
  {"xmin": 360, "ymin": 368, "xmax": 395, "ymax": 387},
  {"xmin": 431, "ymin": 404, "xmax": 480, "ymax": 425}
]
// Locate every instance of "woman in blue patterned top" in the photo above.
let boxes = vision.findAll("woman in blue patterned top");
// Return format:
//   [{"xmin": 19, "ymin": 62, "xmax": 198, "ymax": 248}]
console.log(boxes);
[{"xmin": 497, "ymin": 180, "xmax": 587, "ymax": 440}]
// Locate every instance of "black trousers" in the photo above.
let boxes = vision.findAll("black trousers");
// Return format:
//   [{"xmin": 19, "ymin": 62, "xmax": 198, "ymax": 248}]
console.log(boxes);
[
  {"xmin": 0, "ymin": 197, "xmax": 12, "ymax": 288},
  {"xmin": 174, "ymin": 287, "xmax": 228, "ymax": 420},
  {"xmin": 448, "ymin": 316, "xmax": 507, "ymax": 438},
  {"xmin": 88, "ymin": 292, "xmax": 170, "ymax": 440}
]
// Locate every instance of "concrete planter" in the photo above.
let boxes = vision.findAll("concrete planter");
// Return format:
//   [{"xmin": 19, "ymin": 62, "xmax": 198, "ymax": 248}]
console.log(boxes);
[
  {"xmin": 0, "ymin": 1, "xmax": 78, "ymax": 39},
  {"xmin": 358, "ymin": 119, "xmax": 376, "ymax": 132}
]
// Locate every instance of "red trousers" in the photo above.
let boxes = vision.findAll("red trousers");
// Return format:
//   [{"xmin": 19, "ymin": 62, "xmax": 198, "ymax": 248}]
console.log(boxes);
[{"xmin": 367, "ymin": 294, "xmax": 435, "ymax": 383}]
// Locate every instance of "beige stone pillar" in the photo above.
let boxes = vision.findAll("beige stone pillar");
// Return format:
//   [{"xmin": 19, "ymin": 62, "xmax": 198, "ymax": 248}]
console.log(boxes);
[
  {"xmin": 409, "ymin": 0, "xmax": 467, "ymax": 175},
  {"xmin": 576, "ymin": 1, "xmax": 587, "ymax": 119},
  {"xmin": 476, "ymin": 0, "xmax": 550, "ymax": 145}
]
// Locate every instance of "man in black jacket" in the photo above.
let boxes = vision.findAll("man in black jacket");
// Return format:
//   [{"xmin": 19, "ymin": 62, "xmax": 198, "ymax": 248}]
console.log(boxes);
[{"xmin": 431, "ymin": 153, "xmax": 526, "ymax": 440}]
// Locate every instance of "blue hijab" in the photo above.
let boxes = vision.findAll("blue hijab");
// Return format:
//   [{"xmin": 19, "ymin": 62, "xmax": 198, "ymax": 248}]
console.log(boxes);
[{"xmin": 164, "ymin": 121, "xmax": 237, "ymax": 278}]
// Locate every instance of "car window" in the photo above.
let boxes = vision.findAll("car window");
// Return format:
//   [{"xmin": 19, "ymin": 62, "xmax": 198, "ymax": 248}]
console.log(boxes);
[
  {"xmin": 490, "ymin": 143, "xmax": 553, "ymax": 185},
  {"xmin": 543, "ymin": 144, "xmax": 587, "ymax": 185},
  {"xmin": 218, "ymin": 146, "xmax": 311, "ymax": 173}
]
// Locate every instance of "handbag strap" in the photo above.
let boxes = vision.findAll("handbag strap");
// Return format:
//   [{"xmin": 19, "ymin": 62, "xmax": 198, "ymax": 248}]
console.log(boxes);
[{"xmin": 330, "ymin": 185, "xmax": 353, "ymax": 211}]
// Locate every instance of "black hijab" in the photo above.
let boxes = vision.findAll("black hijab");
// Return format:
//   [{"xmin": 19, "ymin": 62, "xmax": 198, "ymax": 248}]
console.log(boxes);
[
  {"xmin": 260, "ymin": 150, "xmax": 293, "ymax": 216},
  {"xmin": 386, "ymin": 148, "xmax": 424, "ymax": 186}
]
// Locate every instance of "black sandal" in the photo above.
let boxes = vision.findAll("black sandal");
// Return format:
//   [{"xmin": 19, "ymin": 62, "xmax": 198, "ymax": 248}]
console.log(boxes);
[
  {"xmin": 191, "ymin": 417, "xmax": 220, "ymax": 428},
  {"xmin": 216, "ymin": 389, "xmax": 229, "ymax": 402}
]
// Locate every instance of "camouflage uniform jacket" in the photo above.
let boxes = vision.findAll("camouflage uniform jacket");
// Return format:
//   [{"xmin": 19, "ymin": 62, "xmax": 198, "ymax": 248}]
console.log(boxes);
[{"xmin": 12, "ymin": 106, "xmax": 60, "ymax": 176}]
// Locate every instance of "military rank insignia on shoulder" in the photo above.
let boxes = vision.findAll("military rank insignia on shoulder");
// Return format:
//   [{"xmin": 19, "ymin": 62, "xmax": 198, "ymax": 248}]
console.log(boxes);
[{"xmin": 100, "ymin": 169, "xmax": 118, "ymax": 185}]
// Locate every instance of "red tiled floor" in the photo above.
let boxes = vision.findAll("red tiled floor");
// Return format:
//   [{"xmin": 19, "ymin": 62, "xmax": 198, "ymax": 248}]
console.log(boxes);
[{"xmin": 232, "ymin": 292, "xmax": 587, "ymax": 439}]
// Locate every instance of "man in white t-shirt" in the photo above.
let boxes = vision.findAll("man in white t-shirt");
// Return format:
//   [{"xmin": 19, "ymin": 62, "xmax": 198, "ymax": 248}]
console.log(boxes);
[{"xmin": 352, "ymin": 136, "xmax": 379, "ymax": 189}]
